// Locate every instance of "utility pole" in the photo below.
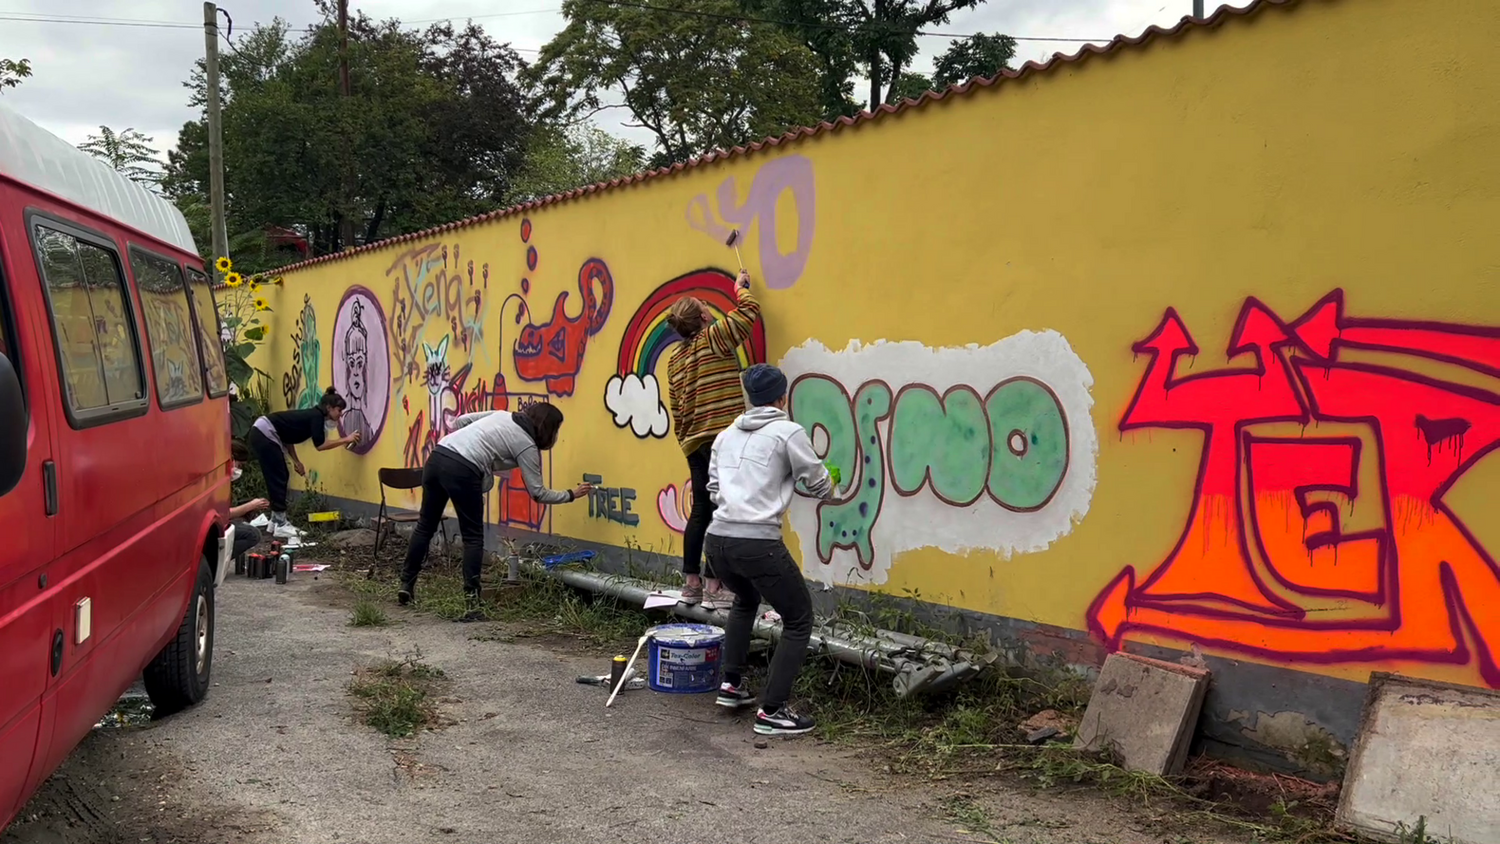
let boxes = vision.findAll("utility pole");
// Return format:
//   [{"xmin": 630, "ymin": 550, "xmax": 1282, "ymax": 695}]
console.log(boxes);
[
  {"xmin": 1193, "ymin": 0, "xmax": 1205, "ymax": 17},
  {"xmin": 203, "ymin": 2, "xmax": 229, "ymax": 264},
  {"xmin": 337, "ymin": 0, "xmax": 355, "ymax": 252}
]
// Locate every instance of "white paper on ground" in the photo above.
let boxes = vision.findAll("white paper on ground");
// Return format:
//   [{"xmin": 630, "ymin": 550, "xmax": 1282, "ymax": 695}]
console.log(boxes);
[{"xmin": 644, "ymin": 590, "xmax": 683, "ymax": 610}]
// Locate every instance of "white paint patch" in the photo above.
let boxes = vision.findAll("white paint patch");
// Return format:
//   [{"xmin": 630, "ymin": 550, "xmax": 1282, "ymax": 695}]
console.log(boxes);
[
  {"xmin": 604, "ymin": 373, "xmax": 671, "ymax": 438},
  {"xmin": 779, "ymin": 331, "xmax": 1098, "ymax": 587}
]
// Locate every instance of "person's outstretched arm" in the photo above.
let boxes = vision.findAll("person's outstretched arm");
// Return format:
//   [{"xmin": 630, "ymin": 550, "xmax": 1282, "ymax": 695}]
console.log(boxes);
[
  {"xmin": 516, "ymin": 446, "xmax": 579, "ymax": 504},
  {"xmin": 702, "ymin": 270, "xmax": 761, "ymax": 358}
]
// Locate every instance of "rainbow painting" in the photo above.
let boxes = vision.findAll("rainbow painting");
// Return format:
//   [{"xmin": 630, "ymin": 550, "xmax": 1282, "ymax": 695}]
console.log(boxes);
[{"xmin": 615, "ymin": 268, "xmax": 768, "ymax": 379}]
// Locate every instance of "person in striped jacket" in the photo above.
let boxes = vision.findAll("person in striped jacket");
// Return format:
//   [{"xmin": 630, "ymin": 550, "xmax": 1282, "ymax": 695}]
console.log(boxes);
[{"xmin": 666, "ymin": 268, "xmax": 762, "ymax": 608}]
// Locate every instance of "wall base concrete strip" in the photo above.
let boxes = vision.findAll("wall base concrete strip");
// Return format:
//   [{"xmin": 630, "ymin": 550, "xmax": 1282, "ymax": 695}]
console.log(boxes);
[
  {"xmin": 1336, "ymin": 673, "xmax": 1500, "ymax": 844},
  {"xmin": 1073, "ymin": 653, "xmax": 1210, "ymax": 776},
  {"xmin": 315, "ymin": 491, "xmax": 1361, "ymax": 780}
]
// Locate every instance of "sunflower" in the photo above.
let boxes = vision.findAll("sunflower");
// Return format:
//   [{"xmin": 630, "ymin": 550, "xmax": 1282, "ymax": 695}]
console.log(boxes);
[
  {"xmin": 254, "ymin": 298, "xmax": 270, "ymax": 311},
  {"xmin": 224, "ymin": 272, "xmax": 243, "ymax": 287},
  {"xmin": 272, "ymin": 276, "xmax": 285, "ymax": 286},
  {"xmin": 248, "ymin": 279, "xmax": 261, "ymax": 293},
  {"xmin": 215, "ymin": 256, "xmax": 232, "ymax": 273}
]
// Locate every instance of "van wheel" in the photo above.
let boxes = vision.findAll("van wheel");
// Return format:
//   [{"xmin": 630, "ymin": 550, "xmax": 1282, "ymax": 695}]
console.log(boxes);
[{"xmin": 144, "ymin": 556, "xmax": 215, "ymax": 717}]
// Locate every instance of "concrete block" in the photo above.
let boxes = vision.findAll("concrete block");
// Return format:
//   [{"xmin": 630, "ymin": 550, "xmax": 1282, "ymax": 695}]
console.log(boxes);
[
  {"xmin": 1337, "ymin": 674, "xmax": 1500, "ymax": 843},
  {"xmin": 1074, "ymin": 652, "xmax": 1210, "ymax": 776}
]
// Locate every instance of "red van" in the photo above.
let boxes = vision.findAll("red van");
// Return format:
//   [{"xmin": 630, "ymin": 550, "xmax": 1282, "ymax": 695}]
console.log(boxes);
[{"xmin": 0, "ymin": 104, "xmax": 231, "ymax": 830}]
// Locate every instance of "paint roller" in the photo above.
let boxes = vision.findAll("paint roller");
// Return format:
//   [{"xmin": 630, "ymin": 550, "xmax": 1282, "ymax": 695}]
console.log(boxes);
[{"xmin": 725, "ymin": 229, "xmax": 745, "ymax": 273}]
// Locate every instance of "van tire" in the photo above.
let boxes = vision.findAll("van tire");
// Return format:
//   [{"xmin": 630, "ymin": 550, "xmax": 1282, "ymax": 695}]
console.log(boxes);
[{"xmin": 144, "ymin": 556, "xmax": 215, "ymax": 717}]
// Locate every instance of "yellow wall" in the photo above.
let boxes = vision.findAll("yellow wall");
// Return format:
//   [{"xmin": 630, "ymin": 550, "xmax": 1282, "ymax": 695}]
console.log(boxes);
[{"xmin": 259, "ymin": 0, "xmax": 1500, "ymax": 693}]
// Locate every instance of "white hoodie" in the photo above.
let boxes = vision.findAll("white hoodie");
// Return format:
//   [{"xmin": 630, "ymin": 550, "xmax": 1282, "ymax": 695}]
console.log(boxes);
[{"xmin": 706, "ymin": 406, "xmax": 835, "ymax": 540}]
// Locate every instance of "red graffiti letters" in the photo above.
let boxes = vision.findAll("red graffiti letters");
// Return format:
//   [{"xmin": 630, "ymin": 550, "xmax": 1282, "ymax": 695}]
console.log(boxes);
[{"xmin": 1090, "ymin": 290, "xmax": 1500, "ymax": 687}]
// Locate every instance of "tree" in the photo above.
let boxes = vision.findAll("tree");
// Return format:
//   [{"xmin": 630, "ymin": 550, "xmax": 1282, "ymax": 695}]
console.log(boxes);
[
  {"xmin": 511, "ymin": 123, "xmax": 647, "ymax": 203},
  {"xmin": 163, "ymin": 8, "xmax": 533, "ymax": 269},
  {"xmin": 78, "ymin": 127, "xmax": 163, "ymax": 188},
  {"xmin": 528, "ymin": 0, "xmax": 825, "ymax": 166},
  {"xmin": 0, "ymin": 58, "xmax": 29, "ymax": 94},
  {"xmin": 745, "ymin": 0, "xmax": 986, "ymax": 113},
  {"xmin": 932, "ymin": 32, "xmax": 1015, "ymax": 88}
]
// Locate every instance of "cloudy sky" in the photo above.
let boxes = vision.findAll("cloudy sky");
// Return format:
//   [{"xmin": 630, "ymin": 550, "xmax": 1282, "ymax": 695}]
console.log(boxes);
[{"xmin": 0, "ymin": 0, "xmax": 1201, "ymax": 156}]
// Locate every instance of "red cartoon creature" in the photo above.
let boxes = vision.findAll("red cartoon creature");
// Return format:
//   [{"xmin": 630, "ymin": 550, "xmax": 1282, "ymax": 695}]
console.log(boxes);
[{"xmin": 512, "ymin": 258, "xmax": 614, "ymax": 396}]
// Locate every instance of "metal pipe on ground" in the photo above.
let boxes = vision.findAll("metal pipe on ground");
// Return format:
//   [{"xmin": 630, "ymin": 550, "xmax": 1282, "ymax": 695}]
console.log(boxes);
[{"xmin": 543, "ymin": 567, "xmax": 986, "ymax": 697}]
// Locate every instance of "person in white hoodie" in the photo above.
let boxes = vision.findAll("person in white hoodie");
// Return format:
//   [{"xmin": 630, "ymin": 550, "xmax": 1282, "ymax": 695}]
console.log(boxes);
[{"xmin": 705, "ymin": 363, "xmax": 836, "ymax": 736}]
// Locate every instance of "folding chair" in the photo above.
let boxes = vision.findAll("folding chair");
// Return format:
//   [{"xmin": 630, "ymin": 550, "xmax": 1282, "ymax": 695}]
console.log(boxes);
[{"xmin": 372, "ymin": 467, "xmax": 451, "ymax": 568}]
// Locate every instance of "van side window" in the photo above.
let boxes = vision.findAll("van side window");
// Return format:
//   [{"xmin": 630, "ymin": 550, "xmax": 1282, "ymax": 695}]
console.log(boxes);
[
  {"xmin": 0, "ymin": 263, "xmax": 17, "ymax": 395},
  {"xmin": 184, "ymin": 268, "xmax": 228, "ymax": 397},
  {"xmin": 34, "ymin": 225, "xmax": 146, "ymax": 414},
  {"xmin": 130, "ymin": 249, "xmax": 204, "ymax": 408}
]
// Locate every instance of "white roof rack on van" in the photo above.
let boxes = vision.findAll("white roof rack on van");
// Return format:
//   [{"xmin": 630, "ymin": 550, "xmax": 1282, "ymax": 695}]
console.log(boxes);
[{"xmin": 0, "ymin": 102, "xmax": 199, "ymax": 256}]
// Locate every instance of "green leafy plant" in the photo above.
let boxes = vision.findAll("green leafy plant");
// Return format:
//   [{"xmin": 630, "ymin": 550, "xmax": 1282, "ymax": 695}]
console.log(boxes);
[{"xmin": 215, "ymin": 256, "xmax": 277, "ymax": 438}]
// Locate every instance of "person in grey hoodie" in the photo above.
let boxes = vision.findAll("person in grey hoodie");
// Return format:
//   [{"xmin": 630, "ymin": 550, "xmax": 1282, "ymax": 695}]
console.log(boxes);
[
  {"xmin": 397, "ymin": 403, "xmax": 592, "ymax": 620},
  {"xmin": 706, "ymin": 363, "xmax": 836, "ymax": 736}
]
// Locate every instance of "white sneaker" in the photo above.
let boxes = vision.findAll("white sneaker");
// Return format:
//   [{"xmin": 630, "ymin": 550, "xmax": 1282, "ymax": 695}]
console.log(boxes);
[{"xmin": 272, "ymin": 521, "xmax": 303, "ymax": 539}]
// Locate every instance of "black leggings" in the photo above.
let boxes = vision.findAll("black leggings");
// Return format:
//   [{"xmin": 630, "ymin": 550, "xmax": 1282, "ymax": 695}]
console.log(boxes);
[
  {"xmin": 683, "ymin": 441, "xmax": 716, "ymax": 578},
  {"xmin": 247, "ymin": 427, "xmax": 290, "ymax": 513},
  {"xmin": 401, "ymin": 447, "xmax": 487, "ymax": 594}
]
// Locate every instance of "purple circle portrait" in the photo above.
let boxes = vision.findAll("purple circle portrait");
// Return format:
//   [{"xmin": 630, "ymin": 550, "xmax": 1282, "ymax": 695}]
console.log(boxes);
[{"xmin": 331, "ymin": 286, "xmax": 390, "ymax": 455}]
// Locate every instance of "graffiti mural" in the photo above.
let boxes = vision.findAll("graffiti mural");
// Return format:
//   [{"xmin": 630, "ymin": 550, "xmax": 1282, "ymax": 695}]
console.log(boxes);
[
  {"xmin": 332, "ymin": 286, "xmax": 389, "ymax": 454},
  {"xmin": 582, "ymin": 473, "xmax": 640, "ymax": 527},
  {"xmin": 282, "ymin": 294, "xmax": 321, "ymax": 409},
  {"xmin": 780, "ymin": 332, "xmax": 1098, "ymax": 586},
  {"xmin": 1088, "ymin": 291, "xmax": 1500, "ymax": 687},
  {"xmin": 686, "ymin": 155, "xmax": 816, "ymax": 290},
  {"xmin": 658, "ymin": 478, "xmax": 692, "ymax": 534},
  {"xmin": 605, "ymin": 268, "xmax": 769, "ymax": 439},
  {"xmin": 387, "ymin": 243, "xmax": 490, "ymax": 398},
  {"xmin": 510, "ymin": 257, "xmax": 614, "ymax": 396}
]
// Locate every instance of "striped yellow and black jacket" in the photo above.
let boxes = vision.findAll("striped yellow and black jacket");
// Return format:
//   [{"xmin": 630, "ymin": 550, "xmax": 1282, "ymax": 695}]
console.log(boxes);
[{"xmin": 667, "ymin": 287, "xmax": 762, "ymax": 455}]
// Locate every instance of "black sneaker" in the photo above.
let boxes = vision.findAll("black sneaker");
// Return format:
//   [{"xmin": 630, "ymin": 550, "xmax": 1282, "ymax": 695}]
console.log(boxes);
[
  {"xmin": 397, "ymin": 582, "xmax": 415, "ymax": 606},
  {"xmin": 754, "ymin": 705, "xmax": 815, "ymax": 736},
  {"xmin": 716, "ymin": 681, "xmax": 755, "ymax": 709}
]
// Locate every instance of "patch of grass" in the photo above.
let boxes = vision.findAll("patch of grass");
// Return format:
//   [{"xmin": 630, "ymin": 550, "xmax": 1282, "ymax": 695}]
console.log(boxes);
[
  {"xmin": 940, "ymin": 794, "xmax": 1004, "ymax": 843},
  {"xmin": 348, "ymin": 598, "xmax": 389, "ymax": 628},
  {"xmin": 347, "ymin": 652, "xmax": 446, "ymax": 738}
]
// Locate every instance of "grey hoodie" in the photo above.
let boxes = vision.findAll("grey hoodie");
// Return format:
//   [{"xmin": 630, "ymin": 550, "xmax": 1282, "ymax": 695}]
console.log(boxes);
[
  {"xmin": 438, "ymin": 411, "xmax": 573, "ymax": 503},
  {"xmin": 706, "ymin": 406, "xmax": 835, "ymax": 540}
]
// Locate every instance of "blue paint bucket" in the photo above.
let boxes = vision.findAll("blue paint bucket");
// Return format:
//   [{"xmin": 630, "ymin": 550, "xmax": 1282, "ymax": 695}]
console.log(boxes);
[{"xmin": 645, "ymin": 623, "xmax": 725, "ymax": 694}]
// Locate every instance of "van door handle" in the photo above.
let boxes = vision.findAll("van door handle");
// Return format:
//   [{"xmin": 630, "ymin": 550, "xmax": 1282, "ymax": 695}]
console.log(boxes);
[{"xmin": 43, "ymin": 460, "xmax": 57, "ymax": 516}]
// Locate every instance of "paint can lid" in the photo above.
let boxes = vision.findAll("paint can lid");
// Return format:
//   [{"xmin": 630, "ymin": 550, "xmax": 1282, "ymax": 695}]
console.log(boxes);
[{"xmin": 647, "ymin": 623, "xmax": 725, "ymax": 646}]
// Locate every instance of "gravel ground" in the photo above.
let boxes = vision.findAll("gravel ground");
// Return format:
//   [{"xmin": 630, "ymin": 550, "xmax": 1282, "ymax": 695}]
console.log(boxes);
[{"xmin": 4, "ymin": 572, "xmax": 1246, "ymax": 844}]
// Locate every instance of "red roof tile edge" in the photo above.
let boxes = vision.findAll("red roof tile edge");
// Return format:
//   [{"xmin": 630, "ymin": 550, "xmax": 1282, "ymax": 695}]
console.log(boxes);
[{"xmin": 273, "ymin": 0, "xmax": 1296, "ymax": 275}]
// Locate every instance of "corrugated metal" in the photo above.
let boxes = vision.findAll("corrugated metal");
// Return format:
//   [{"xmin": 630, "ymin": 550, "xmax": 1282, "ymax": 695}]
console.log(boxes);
[{"xmin": 0, "ymin": 102, "xmax": 199, "ymax": 256}]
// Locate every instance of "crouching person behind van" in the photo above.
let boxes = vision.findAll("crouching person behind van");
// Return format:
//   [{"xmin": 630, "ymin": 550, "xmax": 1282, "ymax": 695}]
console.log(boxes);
[
  {"xmin": 246, "ymin": 387, "xmax": 361, "ymax": 539},
  {"xmin": 706, "ymin": 364, "xmax": 836, "ymax": 737},
  {"xmin": 228, "ymin": 440, "xmax": 269, "ymax": 558}
]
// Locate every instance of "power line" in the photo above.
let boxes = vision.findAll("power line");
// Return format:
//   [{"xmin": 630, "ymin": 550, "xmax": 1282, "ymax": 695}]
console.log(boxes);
[
  {"xmin": 0, "ymin": 5, "xmax": 1110, "ymax": 44},
  {"xmin": 0, "ymin": 13, "xmax": 198, "ymax": 30}
]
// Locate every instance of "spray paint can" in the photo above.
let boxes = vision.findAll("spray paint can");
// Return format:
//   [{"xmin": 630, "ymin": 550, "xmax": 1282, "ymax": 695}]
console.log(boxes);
[
  {"xmin": 234, "ymin": 554, "xmax": 247, "ymax": 577},
  {"xmin": 275, "ymin": 553, "xmax": 290, "ymax": 584},
  {"xmin": 246, "ymin": 554, "xmax": 262, "ymax": 578},
  {"xmin": 609, "ymin": 655, "xmax": 628, "ymax": 691}
]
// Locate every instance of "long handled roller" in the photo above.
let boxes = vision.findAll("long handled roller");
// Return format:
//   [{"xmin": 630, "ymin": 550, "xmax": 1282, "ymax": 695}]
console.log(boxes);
[
  {"xmin": 725, "ymin": 229, "xmax": 745, "ymax": 273},
  {"xmin": 606, "ymin": 633, "xmax": 650, "ymax": 708}
]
